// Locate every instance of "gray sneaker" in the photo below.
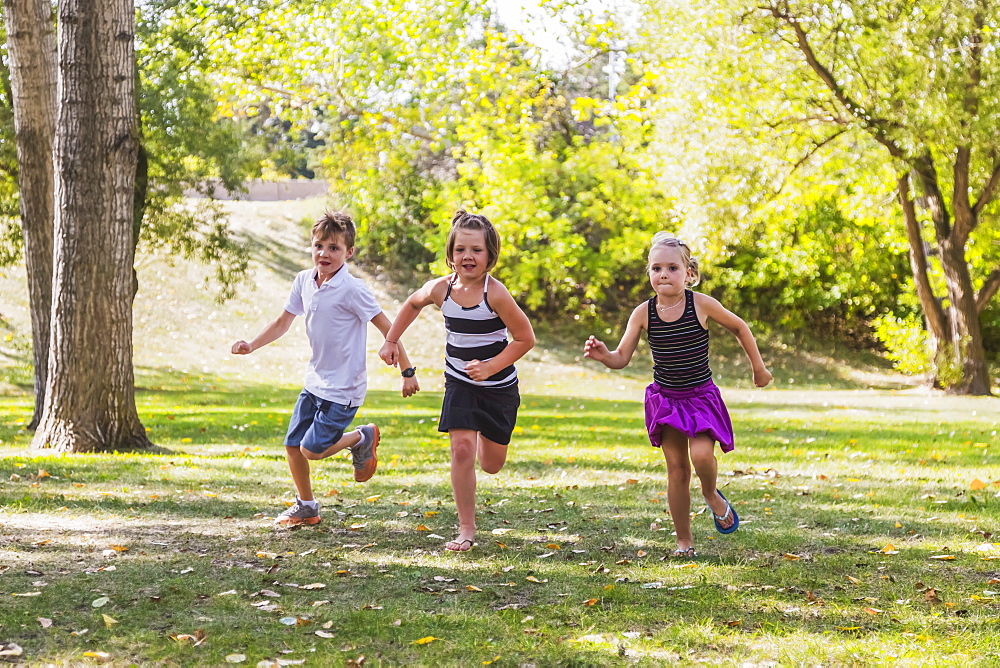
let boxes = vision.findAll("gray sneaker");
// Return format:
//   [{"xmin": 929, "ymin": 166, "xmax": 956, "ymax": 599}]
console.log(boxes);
[
  {"xmin": 275, "ymin": 499, "xmax": 320, "ymax": 526},
  {"xmin": 350, "ymin": 423, "xmax": 380, "ymax": 482}
]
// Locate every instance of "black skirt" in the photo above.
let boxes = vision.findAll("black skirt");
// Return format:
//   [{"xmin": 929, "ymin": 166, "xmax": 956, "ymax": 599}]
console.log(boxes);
[{"xmin": 438, "ymin": 375, "xmax": 520, "ymax": 445}]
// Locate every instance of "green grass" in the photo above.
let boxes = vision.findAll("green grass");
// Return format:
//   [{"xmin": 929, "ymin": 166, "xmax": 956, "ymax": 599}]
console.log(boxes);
[{"xmin": 2, "ymin": 380, "xmax": 999, "ymax": 666}]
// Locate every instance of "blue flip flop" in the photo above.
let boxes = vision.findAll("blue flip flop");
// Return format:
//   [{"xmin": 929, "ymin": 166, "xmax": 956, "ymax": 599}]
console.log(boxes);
[{"xmin": 713, "ymin": 491, "xmax": 739, "ymax": 534}]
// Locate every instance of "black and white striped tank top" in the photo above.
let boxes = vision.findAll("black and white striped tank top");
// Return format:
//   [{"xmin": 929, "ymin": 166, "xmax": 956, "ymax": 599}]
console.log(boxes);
[
  {"xmin": 648, "ymin": 290, "xmax": 712, "ymax": 388},
  {"xmin": 441, "ymin": 275, "xmax": 517, "ymax": 388}
]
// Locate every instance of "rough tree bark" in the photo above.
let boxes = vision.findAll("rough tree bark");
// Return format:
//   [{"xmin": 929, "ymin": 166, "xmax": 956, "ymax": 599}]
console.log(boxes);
[
  {"xmin": 30, "ymin": 0, "xmax": 151, "ymax": 452},
  {"xmin": 1, "ymin": 0, "xmax": 57, "ymax": 428}
]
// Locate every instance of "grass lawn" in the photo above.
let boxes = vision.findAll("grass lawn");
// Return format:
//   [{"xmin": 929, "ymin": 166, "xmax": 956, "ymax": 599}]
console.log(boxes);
[
  {"xmin": 2, "ymin": 378, "xmax": 999, "ymax": 666},
  {"xmin": 2, "ymin": 199, "xmax": 999, "ymax": 664}
]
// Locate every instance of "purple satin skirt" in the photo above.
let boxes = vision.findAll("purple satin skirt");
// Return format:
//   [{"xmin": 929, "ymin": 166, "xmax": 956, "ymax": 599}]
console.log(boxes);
[{"xmin": 644, "ymin": 380, "xmax": 734, "ymax": 452}]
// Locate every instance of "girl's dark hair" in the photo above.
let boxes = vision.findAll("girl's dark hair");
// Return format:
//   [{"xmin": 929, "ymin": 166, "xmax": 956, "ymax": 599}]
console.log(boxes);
[
  {"xmin": 445, "ymin": 210, "xmax": 500, "ymax": 272},
  {"xmin": 312, "ymin": 211, "xmax": 356, "ymax": 248}
]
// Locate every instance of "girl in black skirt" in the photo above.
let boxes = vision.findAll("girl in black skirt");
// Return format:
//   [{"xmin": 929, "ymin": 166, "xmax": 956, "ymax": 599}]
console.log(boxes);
[{"xmin": 380, "ymin": 211, "xmax": 535, "ymax": 552}]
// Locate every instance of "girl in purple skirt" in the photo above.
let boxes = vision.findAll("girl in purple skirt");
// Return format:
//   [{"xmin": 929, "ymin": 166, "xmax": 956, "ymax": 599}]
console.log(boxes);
[{"xmin": 584, "ymin": 233, "xmax": 771, "ymax": 557}]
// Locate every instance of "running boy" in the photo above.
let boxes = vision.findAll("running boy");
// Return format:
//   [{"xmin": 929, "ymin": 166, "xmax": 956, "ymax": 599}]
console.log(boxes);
[{"xmin": 233, "ymin": 212, "xmax": 419, "ymax": 526}]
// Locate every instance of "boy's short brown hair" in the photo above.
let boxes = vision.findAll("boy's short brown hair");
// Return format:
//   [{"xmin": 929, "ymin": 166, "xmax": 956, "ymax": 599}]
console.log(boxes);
[
  {"xmin": 312, "ymin": 212, "xmax": 356, "ymax": 248},
  {"xmin": 445, "ymin": 210, "xmax": 500, "ymax": 272}
]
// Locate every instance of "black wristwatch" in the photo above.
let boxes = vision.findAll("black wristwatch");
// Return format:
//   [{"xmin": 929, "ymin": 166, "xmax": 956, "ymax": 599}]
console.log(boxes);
[{"xmin": 401, "ymin": 367, "xmax": 417, "ymax": 378}]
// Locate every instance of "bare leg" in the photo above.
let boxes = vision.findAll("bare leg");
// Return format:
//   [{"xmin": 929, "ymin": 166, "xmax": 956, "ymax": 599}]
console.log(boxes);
[
  {"xmin": 301, "ymin": 429, "xmax": 363, "ymax": 461},
  {"xmin": 689, "ymin": 434, "xmax": 732, "ymax": 527},
  {"xmin": 285, "ymin": 445, "xmax": 314, "ymax": 501},
  {"xmin": 659, "ymin": 427, "xmax": 693, "ymax": 551},
  {"xmin": 477, "ymin": 434, "xmax": 508, "ymax": 475},
  {"xmin": 447, "ymin": 429, "xmax": 478, "ymax": 550}
]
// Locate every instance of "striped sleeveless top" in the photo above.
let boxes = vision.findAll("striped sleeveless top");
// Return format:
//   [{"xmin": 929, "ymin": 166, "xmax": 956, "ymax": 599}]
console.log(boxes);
[
  {"xmin": 441, "ymin": 275, "xmax": 517, "ymax": 388},
  {"xmin": 648, "ymin": 290, "xmax": 712, "ymax": 388}
]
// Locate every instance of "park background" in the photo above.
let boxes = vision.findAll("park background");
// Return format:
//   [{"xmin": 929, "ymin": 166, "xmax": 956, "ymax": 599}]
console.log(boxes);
[{"xmin": 2, "ymin": 0, "xmax": 1000, "ymax": 665}]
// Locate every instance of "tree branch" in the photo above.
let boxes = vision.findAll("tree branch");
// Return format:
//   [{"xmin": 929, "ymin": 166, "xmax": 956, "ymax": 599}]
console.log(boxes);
[
  {"xmin": 761, "ymin": 2, "xmax": 907, "ymax": 160},
  {"xmin": 977, "ymin": 268, "xmax": 1000, "ymax": 314},
  {"xmin": 972, "ymin": 157, "xmax": 1000, "ymax": 216},
  {"xmin": 772, "ymin": 128, "xmax": 848, "ymax": 197},
  {"xmin": 898, "ymin": 173, "xmax": 948, "ymax": 340},
  {"xmin": 912, "ymin": 151, "xmax": 951, "ymax": 242}
]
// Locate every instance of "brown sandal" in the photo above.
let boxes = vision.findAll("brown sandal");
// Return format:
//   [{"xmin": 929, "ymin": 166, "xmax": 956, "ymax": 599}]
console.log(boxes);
[{"xmin": 445, "ymin": 539, "xmax": 474, "ymax": 552}]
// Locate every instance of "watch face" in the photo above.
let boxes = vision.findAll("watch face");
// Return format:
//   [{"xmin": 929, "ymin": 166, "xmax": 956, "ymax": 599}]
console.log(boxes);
[{"xmin": 402, "ymin": 367, "xmax": 416, "ymax": 378}]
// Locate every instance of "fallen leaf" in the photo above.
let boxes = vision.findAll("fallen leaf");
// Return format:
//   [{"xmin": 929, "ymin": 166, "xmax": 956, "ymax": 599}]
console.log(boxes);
[
  {"xmin": 466, "ymin": 585, "xmax": 483, "ymax": 592},
  {"xmin": 862, "ymin": 607, "xmax": 883, "ymax": 615},
  {"xmin": 315, "ymin": 630, "xmax": 335, "ymax": 638},
  {"xmin": 526, "ymin": 576, "xmax": 547, "ymax": 583},
  {"xmin": 13, "ymin": 591, "xmax": 42, "ymax": 597},
  {"xmin": 545, "ymin": 543, "xmax": 561, "ymax": 550},
  {"xmin": 971, "ymin": 479, "xmax": 987, "ymax": 491},
  {"xmin": 637, "ymin": 550, "xmax": 647, "ymax": 557},
  {"xmin": 301, "ymin": 583, "xmax": 326, "ymax": 590},
  {"xmin": 880, "ymin": 544, "xmax": 898, "ymax": 554},
  {"xmin": 415, "ymin": 525, "xmax": 430, "ymax": 531},
  {"xmin": 783, "ymin": 553, "xmax": 800, "ymax": 561},
  {"xmin": 38, "ymin": 617, "xmax": 53, "ymax": 628},
  {"xmin": 91, "ymin": 596, "xmax": 110, "ymax": 608},
  {"xmin": 82, "ymin": 651, "xmax": 111, "ymax": 662},
  {"xmin": 582, "ymin": 598, "xmax": 599, "ymax": 606},
  {"xmin": 412, "ymin": 636, "xmax": 439, "ymax": 645},
  {"xmin": 225, "ymin": 654, "xmax": 246, "ymax": 663},
  {"xmin": 170, "ymin": 630, "xmax": 207, "ymax": 645},
  {"xmin": 845, "ymin": 576, "xmax": 862, "ymax": 585},
  {"xmin": 102, "ymin": 614, "xmax": 118, "ymax": 628},
  {"xmin": 365, "ymin": 495, "xmax": 381, "ymax": 502},
  {"xmin": 0, "ymin": 643, "xmax": 23, "ymax": 658},
  {"xmin": 929, "ymin": 555, "xmax": 955, "ymax": 561}
]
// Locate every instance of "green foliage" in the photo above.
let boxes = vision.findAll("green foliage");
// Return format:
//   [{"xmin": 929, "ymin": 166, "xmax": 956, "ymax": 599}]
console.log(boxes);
[
  {"xmin": 134, "ymin": 0, "xmax": 268, "ymax": 300},
  {"xmin": 206, "ymin": 0, "xmax": 670, "ymax": 324},
  {"xmin": 0, "ymin": 26, "xmax": 23, "ymax": 268},
  {"xmin": 873, "ymin": 314, "xmax": 930, "ymax": 376},
  {"xmin": 0, "ymin": 4, "xmax": 266, "ymax": 299}
]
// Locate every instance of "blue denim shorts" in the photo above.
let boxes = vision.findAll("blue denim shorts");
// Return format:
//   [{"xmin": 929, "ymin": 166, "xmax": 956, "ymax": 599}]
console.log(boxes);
[{"xmin": 284, "ymin": 390, "xmax": 359, "ymax": 454}]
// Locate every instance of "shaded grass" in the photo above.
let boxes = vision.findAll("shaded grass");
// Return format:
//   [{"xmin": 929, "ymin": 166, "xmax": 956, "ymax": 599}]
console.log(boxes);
[{"xmin": 2, "ymin": 384, "xmax": 999, "ymax": 666}]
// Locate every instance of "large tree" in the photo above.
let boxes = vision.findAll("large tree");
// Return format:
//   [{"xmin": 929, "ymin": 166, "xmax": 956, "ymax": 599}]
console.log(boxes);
[
  {"xmin": 750, "ymin": 0, "xmax": 1000, "ymax": 394},
  {"xmin": 29, "ymin": 0, "xmax": 150, "ymax": 452},
  {"xmin": 1, "ymin": 0, "xmax": 56, "ymax": 429},
  {"xmin": 2, "ymin": 0, "xmax": 263, "ymax": 431}
]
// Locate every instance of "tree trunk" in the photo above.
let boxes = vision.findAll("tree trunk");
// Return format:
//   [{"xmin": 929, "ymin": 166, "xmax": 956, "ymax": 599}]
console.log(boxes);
[
  {"xmin": 2, "ymin": 0, "xmax": 57, "ymax": 429},
  {"xmin": 31, "ymin": 0, "xmax": 151, "ymax": 452},
  {"xmin": 939, "ymin": 237, "xmax": 992, "ymax": 395}
]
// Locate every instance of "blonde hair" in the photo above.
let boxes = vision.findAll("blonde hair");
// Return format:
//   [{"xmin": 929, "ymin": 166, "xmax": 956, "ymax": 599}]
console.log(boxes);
[
  {"xmin": 445, "ymin": 210, "xmax": 500, "ymax": 272},
  {"xmin": 649, "ymin": 232, "xmax": 700, "ymax": 286}
]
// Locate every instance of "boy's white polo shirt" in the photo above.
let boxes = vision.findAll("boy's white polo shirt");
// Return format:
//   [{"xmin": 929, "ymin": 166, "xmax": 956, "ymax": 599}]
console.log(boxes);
[{"xmin": 284, "ymin": 266, "xmax": 382, "ymax": 406}]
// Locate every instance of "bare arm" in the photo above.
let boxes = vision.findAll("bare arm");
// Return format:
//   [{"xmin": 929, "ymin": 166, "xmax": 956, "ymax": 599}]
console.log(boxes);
[
  {"xmin": 379, "ymin": 277, "xmax": 447, "ymax": 366},
  {"xmin": 231, "ymin": 310, "xmax": 296, "ymax": 354},
  {"xmin": 371, "ymin": 311, "xmax": 420, "ymax": 397},
  {"xmin": 583, "ymin": 302, "xmax": 646, "ymax": 369},
  {"xmin": 695, "ymin": 293, "xmax": 772, "ymax": 387},
  {"xmin": 464, "ymin": 281, "xmax": 535, "ymax": 382}
]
